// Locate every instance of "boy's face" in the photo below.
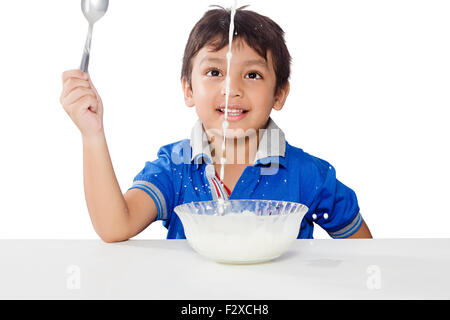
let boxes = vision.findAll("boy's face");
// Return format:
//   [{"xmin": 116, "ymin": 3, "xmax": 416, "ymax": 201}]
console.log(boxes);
[{"xmin": 182, "ymin": 38, "xmax": 289, "ymax": 139}]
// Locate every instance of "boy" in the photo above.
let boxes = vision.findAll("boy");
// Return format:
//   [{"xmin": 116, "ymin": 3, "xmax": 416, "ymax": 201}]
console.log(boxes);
[{"xmin": 60, "ymin": 6, "xmax": 372, "ymax": 242}]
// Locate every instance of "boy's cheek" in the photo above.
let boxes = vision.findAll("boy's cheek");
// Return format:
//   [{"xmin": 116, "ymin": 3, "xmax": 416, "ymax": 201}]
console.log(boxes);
[{"xmin": 193, "ymin": 91, "xmax": 218, "ymax": 108}]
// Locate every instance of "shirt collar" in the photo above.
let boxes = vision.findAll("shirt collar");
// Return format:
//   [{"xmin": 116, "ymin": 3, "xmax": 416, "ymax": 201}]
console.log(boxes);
[
  {"xmin": 190, "ymin": 119, "xmax": 214, "ymax": 166},
  {"xmin": 190, "ymin": 117, "xmax": 287, "ymax": 169}
]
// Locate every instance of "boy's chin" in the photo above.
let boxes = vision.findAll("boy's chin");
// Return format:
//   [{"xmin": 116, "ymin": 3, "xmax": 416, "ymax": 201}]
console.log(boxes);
[{"xmin": 205, "ymin": 125, "xmax": 260, "ymax": 141}]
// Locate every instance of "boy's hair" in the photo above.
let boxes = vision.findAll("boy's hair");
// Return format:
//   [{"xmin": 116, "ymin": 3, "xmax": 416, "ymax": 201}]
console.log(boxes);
[{"xmin": 181, "ymin": 5, "xmax": 291, "ymax": 95}]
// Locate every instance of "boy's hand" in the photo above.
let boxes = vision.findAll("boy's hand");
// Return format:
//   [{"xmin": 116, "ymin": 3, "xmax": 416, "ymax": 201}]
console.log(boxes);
[{"xmin": 60, "ymin": 69, "xmax": 104, "ymax": 139}]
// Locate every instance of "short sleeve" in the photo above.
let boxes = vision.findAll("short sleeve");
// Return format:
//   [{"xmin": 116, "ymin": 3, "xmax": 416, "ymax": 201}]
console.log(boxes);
[
  {"xmin": 127, "ymin": 147, "xmax": 175, "ymax": 221},
  {"xmin": 308, "ymin": 160, "xmax": 362, "ymax": 239}
]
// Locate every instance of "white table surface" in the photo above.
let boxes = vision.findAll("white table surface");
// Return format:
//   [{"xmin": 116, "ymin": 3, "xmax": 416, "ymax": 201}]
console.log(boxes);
[{"xmin": 0, "ymin": 239, "xmax": 449, "ymax": 300}]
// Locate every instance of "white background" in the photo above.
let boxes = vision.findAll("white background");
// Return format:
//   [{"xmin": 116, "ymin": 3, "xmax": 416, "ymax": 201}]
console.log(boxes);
[{"xmin": 0, "ymin": 0, "xmax": 448, "ymax": 239}]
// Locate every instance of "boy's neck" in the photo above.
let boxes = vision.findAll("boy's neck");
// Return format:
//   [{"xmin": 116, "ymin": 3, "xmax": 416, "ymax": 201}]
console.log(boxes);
[{"xmin": 208, "ymin": 130, "xmax": 261, "ymax": 166}]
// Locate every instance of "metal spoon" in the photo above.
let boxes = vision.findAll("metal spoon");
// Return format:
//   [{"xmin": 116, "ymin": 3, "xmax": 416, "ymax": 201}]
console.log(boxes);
[{"xmin": 79, "ymin": 0, "xmax": 109, "ymax": 73}]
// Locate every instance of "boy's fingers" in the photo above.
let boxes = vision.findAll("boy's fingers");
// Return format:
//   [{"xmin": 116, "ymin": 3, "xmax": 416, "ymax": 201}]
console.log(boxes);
[
  {"xmin": 62, "ymin": 69, "xmax": 88, "ymax": 83},
  {"xmin": 63, "ymin": 87, "xmax": 96, "ymax": 106},
  {"xmin": 66, "ymin": 95, "xmax": 97, "ymax": 116},
  {"xmin": 62, "ymin": 78, "xmax": 90, "ymax": 98},
  {"xmin": 78, "ymin": 95, "xmax": 98, "ymax": 114},
  {"xmin": 89, "ymin": 101, "xmax": 98, "ymax": 113},
  {"xmin": 86, "ymin": 77, "xmax": 102, "ymax": 105},
  {"xmin": 86, "ymin": 75, "xmax": 99, "ymax": 96}
]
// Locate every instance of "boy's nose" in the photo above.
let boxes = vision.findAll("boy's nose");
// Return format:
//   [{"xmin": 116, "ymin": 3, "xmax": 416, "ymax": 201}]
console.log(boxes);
[{"xmin": 221, "ymin": 77, "xmax": 243, "ymax": 97}]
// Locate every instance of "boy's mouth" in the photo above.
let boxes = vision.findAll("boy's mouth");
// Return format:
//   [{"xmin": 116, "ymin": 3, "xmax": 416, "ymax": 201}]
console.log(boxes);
[
  {"xmin": 216, "ymin": 105, "xmax": 249, "ymax": 115},
  {"xmin": 217, "ymin": 108, "xmax": 249, "ymax": 115},
  {"xmin": 216, "ymin": 106, "xmax": 249, "ymax": 121}
]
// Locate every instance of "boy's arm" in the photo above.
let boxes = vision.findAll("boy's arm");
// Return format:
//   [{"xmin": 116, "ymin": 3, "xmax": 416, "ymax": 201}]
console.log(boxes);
[
  {"xmin": 83, "ymin": 134, "xmax": 157, "ymax": 242},
  {"xmin": 123, "ymin": 188, "xmax": 158, "ymax": 239},
  {"xmin": 60, "ymin": 70, "xmax": 157, "ymax": 242},
  {"xmin": 347, "ymin": 220, "xmax": 372, "ymax": 238}
]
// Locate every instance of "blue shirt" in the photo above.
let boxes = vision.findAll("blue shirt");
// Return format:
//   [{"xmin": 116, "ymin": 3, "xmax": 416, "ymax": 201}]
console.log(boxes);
[{"xmin": 128, "ymin": 118, "xmax": 362, "ymax": 239}]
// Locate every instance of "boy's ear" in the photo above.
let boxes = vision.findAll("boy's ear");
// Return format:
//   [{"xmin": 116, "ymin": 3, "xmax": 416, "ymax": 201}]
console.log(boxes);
[
  {"xmin": 181, "ymin": 77, "xmax": 195, "ymax": 108},
  {"xmin": 272, "ymin": 81, "xmax": 290, "ymax": 111}
]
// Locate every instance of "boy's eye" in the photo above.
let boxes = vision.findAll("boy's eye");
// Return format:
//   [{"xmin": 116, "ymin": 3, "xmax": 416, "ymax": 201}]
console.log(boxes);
[
  {"xmin": 206, "ymin": 69, "xmax": 223, "ymax": 77},
  {"xmin": 246, "ymin": 72, "xmax": 263, "ymax": 80}
]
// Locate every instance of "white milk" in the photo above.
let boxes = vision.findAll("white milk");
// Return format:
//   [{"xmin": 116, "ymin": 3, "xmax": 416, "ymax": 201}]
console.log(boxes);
[{"xmin": 219, "ymin": 0, "xmax": 238, "ymax": 183}]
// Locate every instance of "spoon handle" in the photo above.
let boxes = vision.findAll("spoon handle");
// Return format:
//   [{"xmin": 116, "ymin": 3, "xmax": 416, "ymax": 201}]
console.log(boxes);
[{"xmin": 80, "ymin": 24, "xmax": 93, "ymax": 73}]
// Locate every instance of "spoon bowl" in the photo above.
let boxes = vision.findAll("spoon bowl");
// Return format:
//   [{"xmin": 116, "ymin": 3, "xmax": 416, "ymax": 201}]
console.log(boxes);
[{"xmin": 81, "ymin": 0, "xmax": 109, "ymax": 24}]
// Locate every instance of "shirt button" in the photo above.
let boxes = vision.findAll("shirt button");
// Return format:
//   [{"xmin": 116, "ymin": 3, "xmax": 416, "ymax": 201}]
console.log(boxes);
[
  {"xmin": 324, "ymin": 213, "xmax": 329, "ymax": 220},
  {"xmin": 312, "ymin": 214, "xmax": 317, "ymax": 220}
]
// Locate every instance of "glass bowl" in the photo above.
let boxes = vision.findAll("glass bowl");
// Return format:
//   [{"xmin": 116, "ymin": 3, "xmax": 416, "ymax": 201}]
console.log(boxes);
[{"xmin": 174, "ymin": 199, "xmax": 308, "ymax": 264}]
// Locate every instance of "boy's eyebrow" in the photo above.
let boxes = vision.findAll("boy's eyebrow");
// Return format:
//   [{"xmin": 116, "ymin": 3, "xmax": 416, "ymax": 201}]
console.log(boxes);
[
  {"xmin": 243, "ymin": 59, "xmax": 269, "ymax": 69},
  {"xmin": 200, "ymin": 57, "xmax": 226, "ymax": 65},
  {"xmin": 200, "ymin": 57, "xmax": 268, "ymax": 69}
]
